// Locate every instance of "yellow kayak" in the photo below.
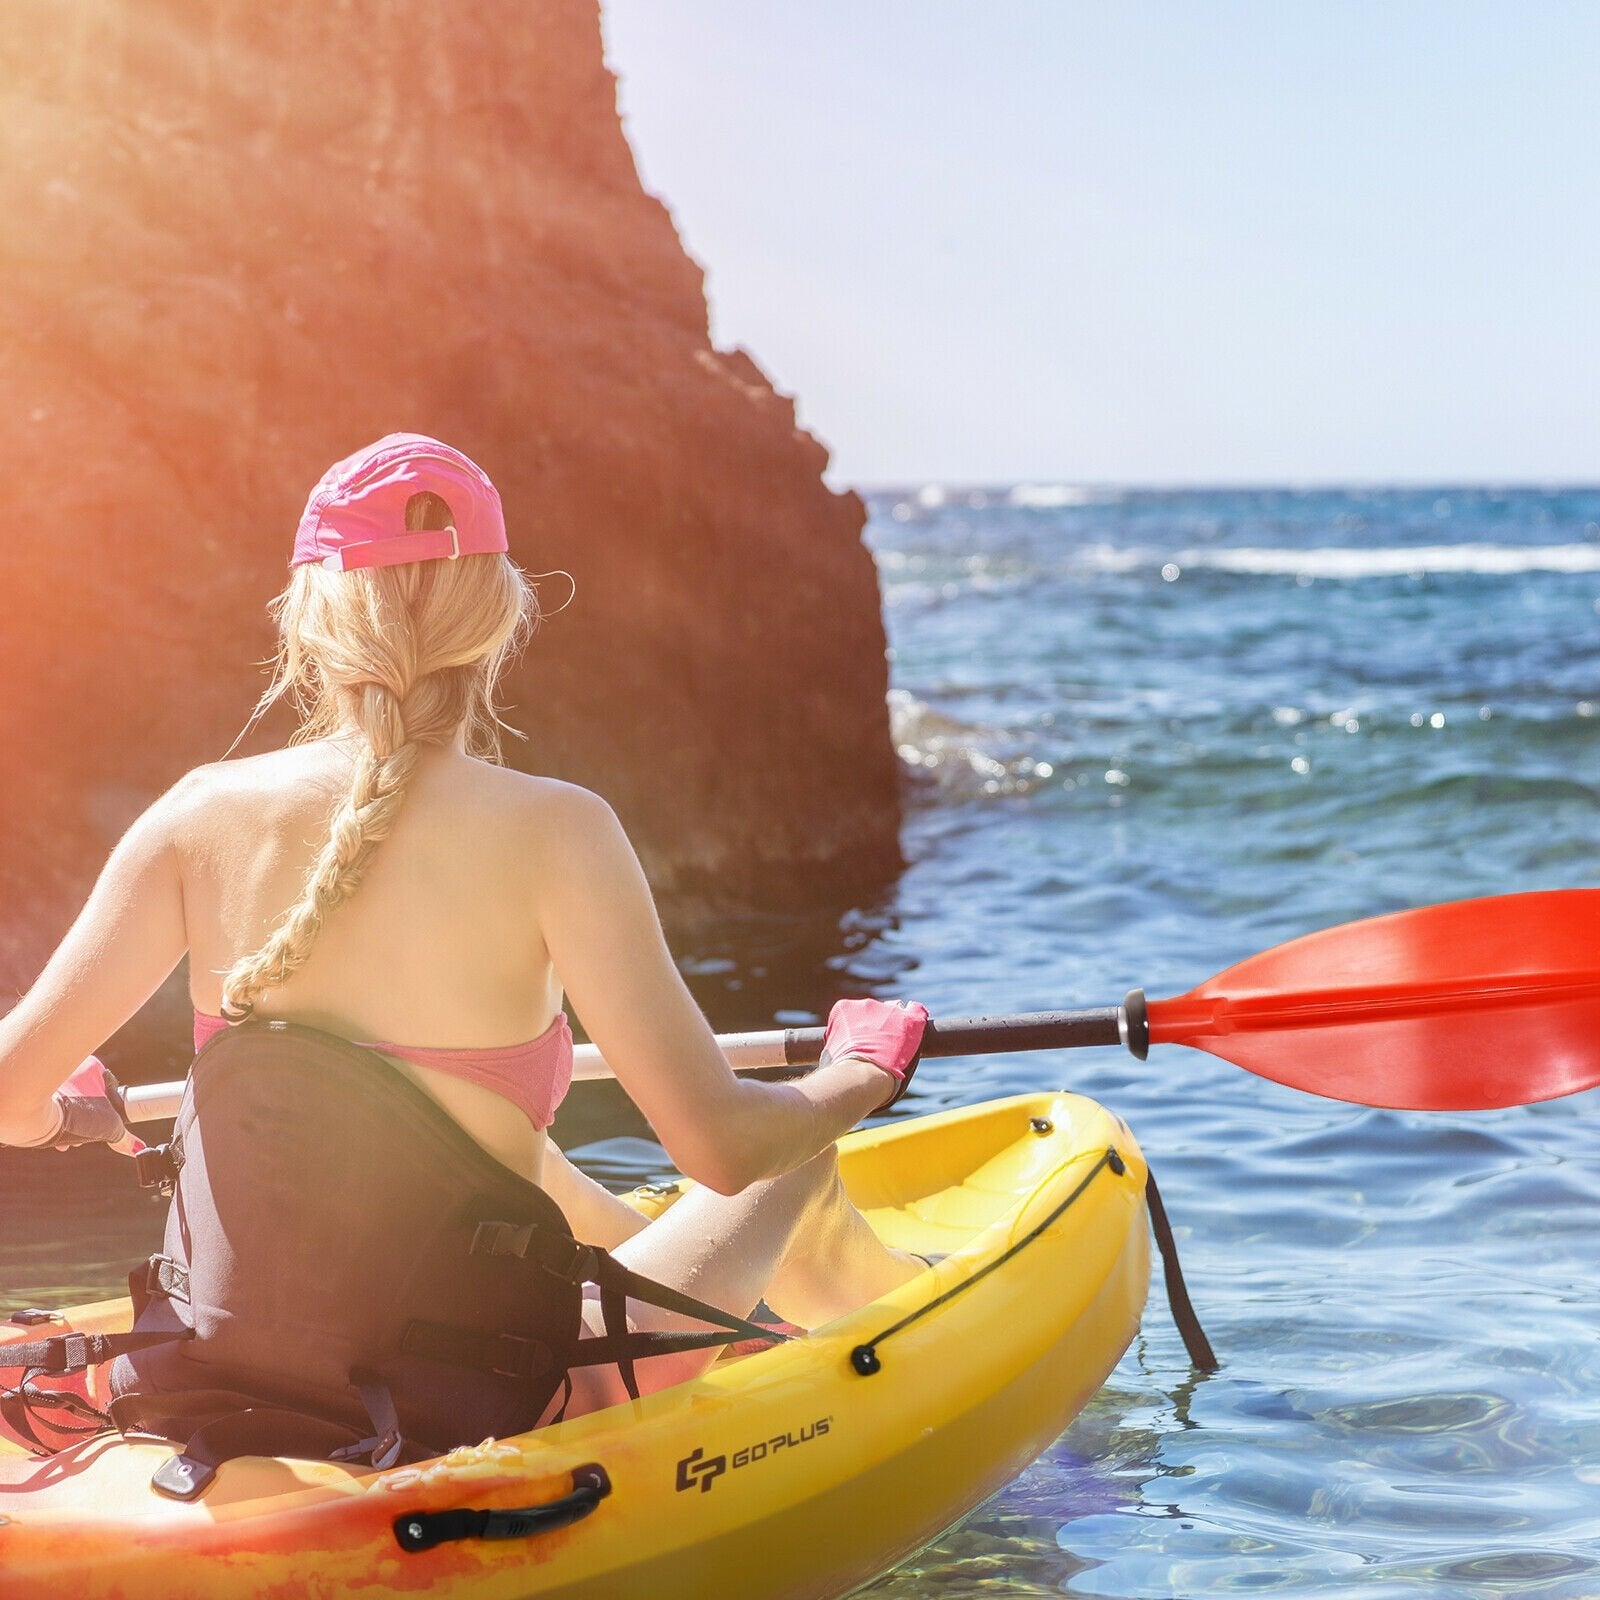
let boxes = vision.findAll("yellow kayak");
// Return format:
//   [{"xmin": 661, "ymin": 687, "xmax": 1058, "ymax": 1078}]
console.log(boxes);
[{"xmin": 0, "ymin": 1091, "xmax": 1152, "ymax": 1600}]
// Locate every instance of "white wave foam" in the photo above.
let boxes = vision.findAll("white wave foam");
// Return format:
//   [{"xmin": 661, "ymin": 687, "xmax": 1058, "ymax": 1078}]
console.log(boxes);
[
  {"xmin": 1077, "ymin": 541, "xmax": 1147, "ymax": 575},
  {"xmin": 879, "ymin": 540, "xmax": 1600, "ymax": 587},
  {"xmin": 887, "ymin": 690, "xmax": 1060, "ymax": 795},
  {"xmin": 1008, "ymin": 483, "xmax": 1095, "ymax": 509},
  {"xmin": 1177, "ymin": 544, "xmax": 1600, "ymax": 579}
]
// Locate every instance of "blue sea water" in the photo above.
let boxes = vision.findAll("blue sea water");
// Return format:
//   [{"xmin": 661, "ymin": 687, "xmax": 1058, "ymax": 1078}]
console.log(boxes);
[
  {"xmin": 851, "ymin": 484, "xmax": 1600, "ymax": 1599},
  {"xmin": 4, "ymin": 485, "xmax": 1598, "ymax": 1597}
]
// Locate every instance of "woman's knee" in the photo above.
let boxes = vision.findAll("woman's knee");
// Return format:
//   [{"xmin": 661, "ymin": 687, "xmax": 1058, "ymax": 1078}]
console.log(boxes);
[
  {"xmin": 760, "ymin": 1143, "xmax": 840, "ymax": 1207},
  {"xmin": 796, "ymin": 1143, "xmax": 840, "ymax": 1182}
]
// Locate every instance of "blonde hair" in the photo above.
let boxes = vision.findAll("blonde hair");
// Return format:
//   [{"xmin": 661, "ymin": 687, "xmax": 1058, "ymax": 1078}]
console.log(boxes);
[{"xmin": 220, "ymin": 490, "xmax": 535, "ymax": 1020}]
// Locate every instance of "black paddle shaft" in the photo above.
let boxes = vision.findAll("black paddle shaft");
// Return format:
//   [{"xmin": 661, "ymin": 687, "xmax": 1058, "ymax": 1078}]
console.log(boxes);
[{"xmin": 782, "ymin": 990, "xmax": 1150, "ymax": 1066}]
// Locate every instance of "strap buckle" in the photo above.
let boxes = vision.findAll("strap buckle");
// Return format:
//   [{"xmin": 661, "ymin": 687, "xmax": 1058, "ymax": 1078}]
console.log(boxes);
[
  {"xmin": 33, "ymin": 1331, "xmax": 92, "ymax": 1376},
  {"xmin": 489, "ymin": 1334, "xmax": 541, "ymax": 1380},
  {"xmin": 398, "ymin": 1318, "xmax": 554, "ymax": 1381},
  {"xmin": 470, "ymin": 1220, "xmax": 534, "ymax": 1259},
  {"xmin": 533, "ymin": 1235, "xmax": 598, "ymax": 1285},
  {"xmin": 134, "ymin": 1135, "xmax": 184, "ymax": 1196},
  {"xmin": 143, "ymin": 1255, "xmax": 191, "ymax": 1303},
  {"xmin": 468, "ymin": 1222, "xmax": 598, "ymax": 1284}
]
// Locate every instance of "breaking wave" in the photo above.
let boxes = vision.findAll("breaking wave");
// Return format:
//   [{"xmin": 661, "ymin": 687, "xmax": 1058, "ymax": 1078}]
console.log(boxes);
[{"xmin": 1174, "ymin": 543, "xmax": 1600, "ymax": 579}]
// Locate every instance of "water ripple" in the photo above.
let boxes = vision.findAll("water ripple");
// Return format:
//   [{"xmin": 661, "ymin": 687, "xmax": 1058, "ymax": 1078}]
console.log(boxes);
[{"xmin": 862, "ymin": 487, "xmax": 1600, "ymax": 1600}]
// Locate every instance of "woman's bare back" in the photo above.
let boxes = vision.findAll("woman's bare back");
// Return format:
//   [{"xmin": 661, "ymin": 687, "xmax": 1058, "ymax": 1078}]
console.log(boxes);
[{"xmin": 177, "ymin": 736, "xmax": 571, "ymax": 1175}]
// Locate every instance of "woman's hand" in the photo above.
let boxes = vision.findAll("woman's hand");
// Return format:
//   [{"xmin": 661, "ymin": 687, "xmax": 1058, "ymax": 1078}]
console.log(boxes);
[
  {"xmin": 40, "ymin": 1057, "xmax": 145, "ymax": 1157},
  {"xmin": 820, "ymin": 998, "xmax": 930, "ymax": 1111}
]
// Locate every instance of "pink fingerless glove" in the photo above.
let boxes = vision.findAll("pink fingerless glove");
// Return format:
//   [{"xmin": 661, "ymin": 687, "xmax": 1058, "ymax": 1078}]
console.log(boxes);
[
  {"xmin": 51, "ymin": 1056, "xmax": 145, "ymax": 1153},
  {"xmin": 820, "ymin": 998, "xmax": 930, "ymax": 1112}
]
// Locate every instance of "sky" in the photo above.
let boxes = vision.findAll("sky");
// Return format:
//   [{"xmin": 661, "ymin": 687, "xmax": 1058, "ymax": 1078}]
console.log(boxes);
[{"xmin": 601, "ymin": 2, "xmax": 1600, "ymax": 489}]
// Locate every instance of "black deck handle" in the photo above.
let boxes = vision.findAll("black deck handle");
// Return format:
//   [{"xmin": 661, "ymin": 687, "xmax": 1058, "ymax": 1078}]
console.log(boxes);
[{"xmin": 394, "ymin": 1463, "xmax": 611, "ymax": 1553}]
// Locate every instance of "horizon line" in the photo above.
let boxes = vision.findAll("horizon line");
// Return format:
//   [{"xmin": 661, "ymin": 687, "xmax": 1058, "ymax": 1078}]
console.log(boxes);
[{"xmin": 847, "ymin": 478, "xmax": 1600, "ymax": 496}]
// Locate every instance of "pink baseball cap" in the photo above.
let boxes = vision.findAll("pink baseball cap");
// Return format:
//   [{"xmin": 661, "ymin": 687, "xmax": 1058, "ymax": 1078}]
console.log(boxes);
[{"xmin": 292, "ymin": 433, "xmax": 508, "ymax": 571}]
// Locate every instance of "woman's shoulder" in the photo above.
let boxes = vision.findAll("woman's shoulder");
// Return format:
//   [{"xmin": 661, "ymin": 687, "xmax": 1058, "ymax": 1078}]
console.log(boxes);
[
  {"xmin": 466, "ymin": 770, "xmax": 634, "ymax": 876},
  {"xmin": 144, "ymin": 745, "xmax": 403, "ymax": 859},
  {"xmin": 151, "ymin": 747, "xmax": 625, "ymax": 862},
  {"xmin": 491, "ymin": 769, "xmax": 622, "ymax": 837},
  {"xmin": 158, "ymin": 745, "xmax": 351, "ymax": 818}
]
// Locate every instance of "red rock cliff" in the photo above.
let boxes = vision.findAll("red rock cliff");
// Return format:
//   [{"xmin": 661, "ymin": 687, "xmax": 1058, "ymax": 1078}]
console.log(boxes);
[{"xmin": 0, "ymin": 0, "xmax": 902, "ymax": 1044}]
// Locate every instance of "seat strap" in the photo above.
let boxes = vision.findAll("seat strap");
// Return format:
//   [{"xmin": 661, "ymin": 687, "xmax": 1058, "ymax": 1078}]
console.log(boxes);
[
  {"xmin": 1, "ymin": 1314, "xmax": 191, "ymax": 1456},
  {"xmin": 583, "ymin": 1248, "xmax": 791, "ymax": 1402},
  {"xmin": 544, "ymin": 1372, "xmax": 575, "ymax": 1426},
  {"xmin": 0, "ymin": 1325, "xmax": 192, "ymax": 1377},
  {"xmin": 349, "ymin": 1367, "xmax": 406, "ymax": 1470},
  {"xmin": 403, "ymin": 1235, "xmax": 794, "ymax": 1409},
  {"xmin": 588, "ymin": 1249, "xmax": 785, "ymax": 1347},
  {"xmin": 150, "ymin": 1407, "xmax": 377, "ymax": 1502},
  {"xmin": 142, "ymin": 1368, "xmax": 418, "ymax": 1502},
  {"xmin": 596, "ymin": 1262, "xmax": 638, "ymax": 1401},
  {"xmin": 462, "ymin": 1216, "xmax": 793, "ymax": 1401},
  {"xmin": 401, "ymin": 1320, "xmax": 749, "ymax": 1381},
  {"xmin": 470, "ymin": 1215, "xmax": 787, "ymax": 1348},
  {"xmin": 400, "ymin": 1321, "xmax": 559, "ymax": 1381},
  {"xmin": 558, "ymin": 1329, "xmax": 757, "ymax": 1369}
]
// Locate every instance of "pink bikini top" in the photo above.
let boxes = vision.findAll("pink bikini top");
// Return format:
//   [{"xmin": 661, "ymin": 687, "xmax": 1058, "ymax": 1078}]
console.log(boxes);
[{"xmin": 191, "ymin": 1009, "xmax": 574, "ymax": 1132}]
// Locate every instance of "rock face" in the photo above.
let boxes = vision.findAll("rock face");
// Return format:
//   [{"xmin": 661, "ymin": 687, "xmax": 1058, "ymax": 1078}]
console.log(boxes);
[{"xmin": 0, "ymin": 0, "xmax": 901, "ymax": 1057}]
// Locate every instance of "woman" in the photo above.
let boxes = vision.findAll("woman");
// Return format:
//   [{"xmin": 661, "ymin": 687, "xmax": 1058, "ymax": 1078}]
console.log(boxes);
[{"xmin": 0, "ymin": 432, "xmax": 927, "ymax": 1433}]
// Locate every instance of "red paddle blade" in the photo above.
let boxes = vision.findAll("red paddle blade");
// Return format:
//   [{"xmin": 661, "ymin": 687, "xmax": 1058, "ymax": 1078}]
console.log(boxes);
[{"xmin": 1146, "ymin": 889, "xmax": 1600, "ymax": 1110}]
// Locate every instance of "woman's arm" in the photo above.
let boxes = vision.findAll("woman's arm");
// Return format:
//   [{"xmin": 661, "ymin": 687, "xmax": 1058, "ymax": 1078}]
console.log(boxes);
[
  {"xmin": 0, "ymin": 782, "xmax": 191, "ymax": 1146},
  {"xmin": 533, "ymin": 786, "xmax": 894, "ymax": 1195}
]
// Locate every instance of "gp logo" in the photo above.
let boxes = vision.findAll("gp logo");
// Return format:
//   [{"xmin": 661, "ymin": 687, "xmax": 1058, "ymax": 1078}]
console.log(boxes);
[
  {"xmin": 674, "ymin": 1418, "xmax": 831, "ymax": 1494},
  {"xmin": 675, "ymin": 1447, "xmax": 727, "ymax": 1494}
]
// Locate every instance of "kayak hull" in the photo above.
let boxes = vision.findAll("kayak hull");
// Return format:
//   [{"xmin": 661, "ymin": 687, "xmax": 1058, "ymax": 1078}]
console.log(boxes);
[{"xmin": 0, "ymin": 1091, "xmax": 1150, "ymax": 1599}]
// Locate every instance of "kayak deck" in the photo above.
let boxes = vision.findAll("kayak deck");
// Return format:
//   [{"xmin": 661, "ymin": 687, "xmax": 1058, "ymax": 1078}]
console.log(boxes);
[{"xmin": 1, "ymin": 1091, "xmax": 1151, "ymax": 1600}]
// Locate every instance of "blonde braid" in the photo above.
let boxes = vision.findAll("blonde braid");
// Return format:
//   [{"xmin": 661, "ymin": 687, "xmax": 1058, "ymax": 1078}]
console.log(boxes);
[
  {"xmin": 218, "ymin": 485, "xmax": 535, "ymax": 1023},
  {"xmin": 220, "ymin": 688, "xmax": 421, "ymax": 1020}
]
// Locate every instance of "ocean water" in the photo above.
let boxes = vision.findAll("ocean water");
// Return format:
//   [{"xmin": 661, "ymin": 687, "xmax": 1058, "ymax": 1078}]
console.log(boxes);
[
  {"xmin": 4, "ymin": 485, "xmax": 1599, "ymax": 1597},
  {"xmin": 851, "ymin": 484, "xmax": 1600, "ymax": 1600}
]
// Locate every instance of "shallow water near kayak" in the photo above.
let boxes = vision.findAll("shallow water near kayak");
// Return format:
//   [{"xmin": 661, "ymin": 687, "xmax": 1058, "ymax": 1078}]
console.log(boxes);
[{"xmin": 4, "ymin": 485, "xmax": 1599, "ymax": 1597}]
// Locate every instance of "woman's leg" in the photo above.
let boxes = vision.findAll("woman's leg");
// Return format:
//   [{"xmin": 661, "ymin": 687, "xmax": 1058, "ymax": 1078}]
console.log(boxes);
[
  {"xmin": 538, "ymin": 1140, "xmax": 651, "ymax": 1249},
  {"xmin": 554, "ymin": 1147, "xmax": 923, "ymax": 1421}
]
